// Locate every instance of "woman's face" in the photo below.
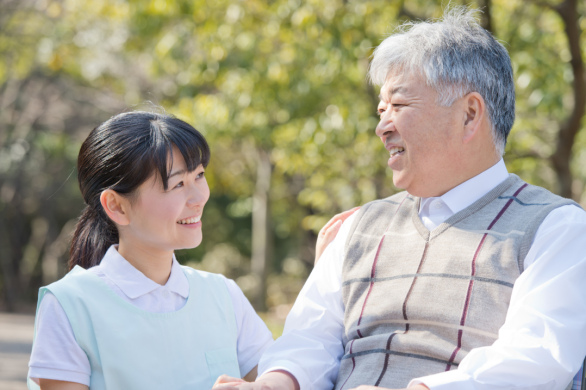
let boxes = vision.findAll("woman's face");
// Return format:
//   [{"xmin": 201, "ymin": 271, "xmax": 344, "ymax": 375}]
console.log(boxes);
[{"xmin": 120, "ymin": 147, "xmax": 210, "ymax": 259}]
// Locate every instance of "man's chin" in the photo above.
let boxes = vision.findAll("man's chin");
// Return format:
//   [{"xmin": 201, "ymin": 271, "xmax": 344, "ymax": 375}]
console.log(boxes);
[{"xmin": 391, "ymin": 175, "xmax": 408, "ymax": 192}]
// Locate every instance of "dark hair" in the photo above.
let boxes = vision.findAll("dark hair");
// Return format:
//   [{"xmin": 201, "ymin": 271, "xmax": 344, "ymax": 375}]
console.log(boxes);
[{"xmin": 69, "ymin": 111, "xmax": 210, "ymax": 270}]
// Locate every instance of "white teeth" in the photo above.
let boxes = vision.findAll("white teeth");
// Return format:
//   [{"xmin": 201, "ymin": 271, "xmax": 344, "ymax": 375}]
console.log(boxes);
[
  {"xmin": 177, "ymin": 215, "xmax": 201, "ymax": 224},
  {"xmin": 389, "ymin": 147, "xmax": 405, "ymax": 157}
]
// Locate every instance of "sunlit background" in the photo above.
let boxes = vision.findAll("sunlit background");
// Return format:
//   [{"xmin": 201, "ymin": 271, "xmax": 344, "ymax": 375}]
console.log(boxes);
[{"xmin": 0, "ymin": 1, "xmax": 585, "ymax": 386}]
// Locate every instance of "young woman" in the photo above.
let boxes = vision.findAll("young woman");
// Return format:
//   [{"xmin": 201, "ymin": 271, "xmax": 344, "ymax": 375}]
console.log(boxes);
[{"xmin": 27, "ymin": 111, "xmax": 275, "ymax": 390}]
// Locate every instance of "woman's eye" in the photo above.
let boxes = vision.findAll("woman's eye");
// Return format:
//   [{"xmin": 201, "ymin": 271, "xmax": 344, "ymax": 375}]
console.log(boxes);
[
  {"xmin": 196, "ymin": 171, "xmax": 205, "ymax": 179},
  {"xmin": 173, "ymin": 181, "xmax": 184, "ymax": 189}
]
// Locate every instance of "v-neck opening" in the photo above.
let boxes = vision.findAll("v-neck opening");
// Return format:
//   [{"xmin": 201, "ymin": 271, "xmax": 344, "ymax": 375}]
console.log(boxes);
[{"xmin": 411, "ymin": 175, "xmax": 518, "ymax": 242}]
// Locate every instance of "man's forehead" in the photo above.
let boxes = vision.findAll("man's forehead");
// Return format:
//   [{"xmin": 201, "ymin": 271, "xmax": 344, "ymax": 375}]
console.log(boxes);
[
  {"xmin": 378, "ymin": 71, "xmax": 425, "ymax": 100},
  {"xmin": 378, "ymin": 85, "xmax": 408, "ymax": 101}
]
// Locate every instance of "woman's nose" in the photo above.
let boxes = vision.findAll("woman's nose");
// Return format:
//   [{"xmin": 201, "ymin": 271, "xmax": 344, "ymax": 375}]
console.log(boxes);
[{"xmin": 186, "ymin": 183, "xmax": 210, "ymax": 208}]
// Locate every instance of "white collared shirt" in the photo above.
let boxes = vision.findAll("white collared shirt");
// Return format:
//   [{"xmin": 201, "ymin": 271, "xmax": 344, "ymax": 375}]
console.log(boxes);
[
  {"xmin": 419, "ymin": 159, "xmax": 509, "ymax": 231},
  {"xmin": 259, "ymin": 159, "xmax": 586, "ymax": 390},
  {"xmin": 29, "ymin": 246, "xmax": 273, "ymax": 386}
]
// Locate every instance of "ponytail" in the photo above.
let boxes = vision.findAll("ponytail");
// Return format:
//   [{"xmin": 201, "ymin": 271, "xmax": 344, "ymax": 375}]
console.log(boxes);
[{"xmin": 68, "ymin": 205, "xmax": 118, "ymax": 270}]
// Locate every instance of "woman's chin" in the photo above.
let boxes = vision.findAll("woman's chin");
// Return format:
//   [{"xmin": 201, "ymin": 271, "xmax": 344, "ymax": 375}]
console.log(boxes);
[{"xmin": 180, "ymin": 236, "xmax": 203, "ymax": 250}]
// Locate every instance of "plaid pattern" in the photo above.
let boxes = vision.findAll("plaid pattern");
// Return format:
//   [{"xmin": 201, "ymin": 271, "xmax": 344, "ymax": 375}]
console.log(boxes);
[
  {"xmin": 572, "ymin": 364, "xmax": 584, "ymax": 390},
  {"xmin": 336, "ymin": 175, "xmax": 578, "ymax": 389}
]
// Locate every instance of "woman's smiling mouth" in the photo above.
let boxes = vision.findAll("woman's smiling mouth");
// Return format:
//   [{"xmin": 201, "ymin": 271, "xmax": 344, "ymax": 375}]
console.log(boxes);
[{"xmin": 177, "ymin": 215, "xmax": 201, "ymax": 225}]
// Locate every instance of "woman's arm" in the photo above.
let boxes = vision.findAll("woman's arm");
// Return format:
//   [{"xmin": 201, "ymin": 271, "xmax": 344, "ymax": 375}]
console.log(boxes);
[
  {"xmin": 39, "ymin": 379, "xmax": 88, "ymax": 390},
  {"xmin": 29, "ymin": 293, "xmax": 92, "ymax": 387},
  {"xmin": 243, "ymin": 365, "xmax": 258, "ymax": 381}
]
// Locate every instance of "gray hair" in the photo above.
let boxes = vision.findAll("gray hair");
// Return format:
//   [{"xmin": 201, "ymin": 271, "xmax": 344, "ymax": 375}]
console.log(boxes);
[{"xmin": 369, "ymin": 7, "xmax": 515, "ymax": 156}]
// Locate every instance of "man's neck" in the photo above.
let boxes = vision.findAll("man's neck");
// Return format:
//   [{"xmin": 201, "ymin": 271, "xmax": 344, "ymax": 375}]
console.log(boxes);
[{"xmin": 421, "ymin": 158, "xmax": 508, "ymax": 215}]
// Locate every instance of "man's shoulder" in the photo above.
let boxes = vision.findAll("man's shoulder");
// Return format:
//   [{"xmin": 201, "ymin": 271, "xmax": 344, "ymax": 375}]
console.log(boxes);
[
  {"xmin": 356, "ymin": 191, "xmax": 415, "ymax": 216},
  {"xmin": 363, "ymin": 191, "xmax": 413, "ymax": 209},
  {"xmin": 348, "ymin": 191, "xmax": 414, "ymax": 231},
  {"xmin": 512, "ymin": 174, "xmax": 582, "ymax": 210}
]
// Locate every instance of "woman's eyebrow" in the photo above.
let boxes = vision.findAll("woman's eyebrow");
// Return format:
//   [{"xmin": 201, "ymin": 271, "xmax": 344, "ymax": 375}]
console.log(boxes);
[{"xmin": 168, "ymin": 169, "xmax": 187, "ymax": 179}]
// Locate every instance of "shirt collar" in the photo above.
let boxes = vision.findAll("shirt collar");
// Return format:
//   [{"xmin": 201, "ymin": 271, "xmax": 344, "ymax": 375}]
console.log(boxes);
[
  {"xmin": 421, "ymin": 159, "xmax": 509, "ymax": 215},
  {"xmin": 99, "ymin": 246, "xmax": 189, "ymax": 300}
]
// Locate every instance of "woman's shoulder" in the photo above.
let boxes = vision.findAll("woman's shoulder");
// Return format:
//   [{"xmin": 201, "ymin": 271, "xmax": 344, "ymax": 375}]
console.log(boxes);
[
  {"xmin": 180, "ymin": 265, "xmax": 238, "ymax": 293},
  {"xmin": 180, "ymin": 265, "xmax": 227, "ymax": 281},
  {"xmin": 180, "ymin": 266, "xmax": 246, "ymax": 301},
  {"xmin": 43, "ymin": 266, "xmax": 103, "ymax": 296}
]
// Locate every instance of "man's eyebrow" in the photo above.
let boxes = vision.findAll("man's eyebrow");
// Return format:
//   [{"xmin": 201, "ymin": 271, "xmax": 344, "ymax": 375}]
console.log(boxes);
[
  {"xmin": 390, "ymin": 86, "xmax": 406, "ymax": 95},
  {"xmin": 168, "ymin": 169, "xmax": 187, "ymax": 179},
  {"xmin": 378, "ymin": 86, "xmax": 407, "ymax": 101}
]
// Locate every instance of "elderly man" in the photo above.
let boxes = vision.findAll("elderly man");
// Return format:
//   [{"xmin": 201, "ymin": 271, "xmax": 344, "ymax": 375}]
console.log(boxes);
[{"xmin": 215, "ymin": 7, "xmax": 586, "ymax": 390}]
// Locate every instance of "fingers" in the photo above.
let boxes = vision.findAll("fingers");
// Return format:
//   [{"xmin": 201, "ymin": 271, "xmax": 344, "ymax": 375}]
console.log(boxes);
[
  {"xmin": 319, "ymin": 207, "xmax": 360, "ymax": 236},
  {"xmin": 213, "ymin": 375, "xmax": 245, "ymax": 388},
  {"xmin": 315, "ymin": 222, "xmax": 338, "ymax": 264},
  {"xmin": 315, "ymin": 206, "xmax": 360, "ymax": 264}
]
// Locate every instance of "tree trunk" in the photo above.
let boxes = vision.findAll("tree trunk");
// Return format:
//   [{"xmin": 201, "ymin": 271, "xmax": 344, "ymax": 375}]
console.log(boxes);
[
  {"xmin": 0, "ymin": 218, "xmax": 16, "ymax": 311},
  {"xmin": 251, "ymin": 148, "xmax": 272, "ymax": 311},
  {"xmin": 550, "ymin": 0, "xmax": 585, "ymax": 199}
]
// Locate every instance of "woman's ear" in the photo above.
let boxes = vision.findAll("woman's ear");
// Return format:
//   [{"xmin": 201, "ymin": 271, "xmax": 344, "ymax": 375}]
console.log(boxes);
[
  {"xmin": 100, "ymin": 189, "xmax": 130, "ymax": 226},
  {"xmin": 462, "ymin": 92, "xmax": 486, "ymax": 144}
]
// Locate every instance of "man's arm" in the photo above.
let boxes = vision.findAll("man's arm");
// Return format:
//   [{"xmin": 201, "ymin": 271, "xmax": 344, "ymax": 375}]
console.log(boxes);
[
  {"xmin": 409, "ymin": 205, "xmax": 586, "ymax": 390},
  {"xmin": 214, "ymin": 213, "xmax": 357, "ymax": 390}
]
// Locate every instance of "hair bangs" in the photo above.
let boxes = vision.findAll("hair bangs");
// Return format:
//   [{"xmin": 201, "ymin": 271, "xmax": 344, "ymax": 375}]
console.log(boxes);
[{"xmin": 149, "ymin": 116, "xmax": 210, "ymax": 190}]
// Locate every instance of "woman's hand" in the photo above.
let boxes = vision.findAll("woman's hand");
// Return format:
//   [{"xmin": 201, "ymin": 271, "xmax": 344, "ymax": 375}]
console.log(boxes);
[
  {"xmin": 349, "ymin": 385, "xmax": 429, "ymax": 390},
  {"xmin": 212, "ymin": 370, "xmax": 298, "ymax": 390},
  {"xmin": 213, "ymin": 374, "xmax": 247, "ymax": 388},
  {"xmin": 314, "ymin": 207, "xmax": 360, "ymax": 264}
]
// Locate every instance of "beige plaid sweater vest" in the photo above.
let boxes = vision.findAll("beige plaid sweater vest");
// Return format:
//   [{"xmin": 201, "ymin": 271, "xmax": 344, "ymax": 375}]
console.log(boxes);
[{"xmin": 335, "ymin": 174, "xmax": 577, "ymax": 389}]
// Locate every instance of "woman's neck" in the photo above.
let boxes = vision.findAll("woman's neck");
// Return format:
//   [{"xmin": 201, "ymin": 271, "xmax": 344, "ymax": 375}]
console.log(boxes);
[{"xmin": 117, "ymin": 241, "xmax": 174, "ymax": 285}]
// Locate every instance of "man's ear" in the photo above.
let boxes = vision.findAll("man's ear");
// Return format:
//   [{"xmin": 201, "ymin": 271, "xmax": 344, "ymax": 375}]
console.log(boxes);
[
  {"xmin": 461, "ymin": 92, "xmax": 486, "ymax": 144},
  {"xmin": 100, "ymin": 189, "xmax": 130, "ymax": 226}
]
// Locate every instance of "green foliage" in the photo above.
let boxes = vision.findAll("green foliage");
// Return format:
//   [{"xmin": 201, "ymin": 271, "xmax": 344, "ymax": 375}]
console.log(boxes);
[{"xmin": 1, "ymin": 0, "xmax": 585, "ymax": 310}]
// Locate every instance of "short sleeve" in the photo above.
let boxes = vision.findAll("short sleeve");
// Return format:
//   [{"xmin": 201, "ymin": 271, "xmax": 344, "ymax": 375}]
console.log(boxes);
[{"xmin": 28, "ymin": 292, "xmax": 91, "ymax": 386}]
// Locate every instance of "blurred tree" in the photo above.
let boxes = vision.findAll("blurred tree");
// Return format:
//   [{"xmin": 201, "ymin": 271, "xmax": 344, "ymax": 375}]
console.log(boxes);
[
  {"xmin": 0, "ymin": 0, "xmax": 125, "ymax": 310},
  {"xmin": 0, "ymin": 0, "xmax": 584, "ymax": 312},
  {"xmin": 501, "ymin": 0, "xmax": 586, "ymax": 201}
]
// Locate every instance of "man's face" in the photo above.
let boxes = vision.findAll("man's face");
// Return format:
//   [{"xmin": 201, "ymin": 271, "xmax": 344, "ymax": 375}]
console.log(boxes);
[{"xmin": 376, "ymin": 72, "xmax": 467, "ymax": 197}]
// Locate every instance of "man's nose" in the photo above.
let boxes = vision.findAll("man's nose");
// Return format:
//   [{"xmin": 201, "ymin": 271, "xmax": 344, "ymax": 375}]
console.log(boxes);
[{"xmin": 375, "ymin": 111, "xmax": 393, "ymax": 139}]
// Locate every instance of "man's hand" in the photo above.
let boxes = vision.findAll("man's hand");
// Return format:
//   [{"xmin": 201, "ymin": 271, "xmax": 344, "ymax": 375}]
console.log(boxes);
[
  {"xmin": 315, "ymin": 207, "xmax": 360, "ymax": 264},
  {"xmin": 212, "ymin": 370, "xmax": 299, "ymax": 390}
]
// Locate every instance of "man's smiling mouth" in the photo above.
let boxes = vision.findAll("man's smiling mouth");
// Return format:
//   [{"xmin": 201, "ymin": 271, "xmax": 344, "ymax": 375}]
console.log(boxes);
[{"xmin": 389, "ymin": 147, "xmax": 405, "ymax": 157}]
